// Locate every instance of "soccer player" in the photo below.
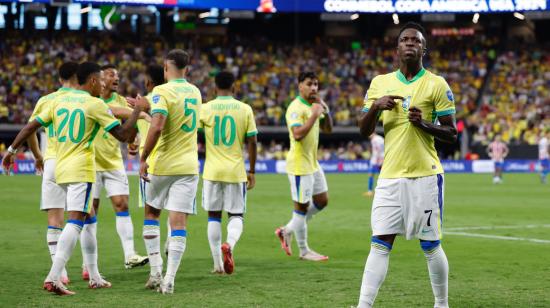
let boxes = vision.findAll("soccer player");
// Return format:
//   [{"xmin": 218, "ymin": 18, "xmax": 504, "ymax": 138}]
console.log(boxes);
[
  {"xmin": 28, "ymin": 61, "xmax": 79, "ymax": 285},
  {"xmin": 2, "ymin": 62, "xmax": 146, "ymax": 295},
  {"xmin": 275, "ymin": 71, "xmax": 333, "ymax": 261},
  {"xmin": 139, "ymin": 49, "xmax": 202, "ymax": 294},
  {"xmin": 487, "ymin": 134, "xmax": 509, "ymax": 184},
  {"xmin": 200, "ymin": 71, "xmax": 258, "ymax": 275},
  {"xmin": 84, "ymin": 64, "xmax": 147, "ymax": 273},
  {"xmin": 357, "ymin": 22, "xmax": 457, "ymax": 308},
  {"xmin": 538, "ymin": 131, "xmax": 549, "ymax": 184},
  {"xmin": 363, "ymin": 133, "xmax": 384, "ymax": 197}
]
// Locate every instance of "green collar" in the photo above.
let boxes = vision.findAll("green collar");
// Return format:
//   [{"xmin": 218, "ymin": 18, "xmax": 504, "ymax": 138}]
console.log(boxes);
[
  {"xmin": 170, "ymin": 78, "xmax": 187, "ymax": 83},
  {"xmin": 396, "ymin": 68, "xmax": 426, "ymax": 85},
  {"xmin": 102, "ymin": 93, "xmax": 116, "ymax": 103},
  {"xmin": 297, "ymin": 96, "xmax": 312, "ymax": 107},
  {"xmin": 58, "ymin": 87, "xmax": 71, "ymax": 92},
  {"xmin": 217, "ymin": 96, "xmax": 233, "ymax": 100},
  {"xmin": 70, "ymin": 89, "xmax": 90, "ymax": 95}
]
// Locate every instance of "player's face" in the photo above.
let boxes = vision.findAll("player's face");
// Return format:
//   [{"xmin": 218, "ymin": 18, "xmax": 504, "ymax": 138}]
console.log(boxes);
[
  {"xmin": 397, "ymin": 29, "xmax": 425, "ymax": 62},
  {"xmin": 90, "ymin": 71, "xmax": 104, "ymax": 97},
  {"xmin": 299, "ymin": 78, "xmax": 319, "ymax": 101},
  {"xmin": 103, "ymin": 68, "xmax": 119, "ymax": 92}
]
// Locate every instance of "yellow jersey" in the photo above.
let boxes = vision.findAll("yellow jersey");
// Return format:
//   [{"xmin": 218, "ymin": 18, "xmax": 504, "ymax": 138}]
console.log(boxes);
[
  {"xmin": 363, "ymin": 68, "xmax": 455, "ymax": 179},
  {"xmin": 29, "ymin": 87, "xmax": 72, "ymax": 160},
  {"xmin": 200, "ymin": 96, "xmax": 257, "ymax": 183},
  {"xmin": 94, "ymin": 93, "xmax": 128, "ymax": 171},
  {"xmin": 285, "ymin": 96, "xmax": 321, "ymax": 175},
  {"xmin": 147, "ymin": 78, "xmax": 201, "ymax": 175},
  {"xmin": 137, "ymin": 93, "xmax": 153, "ymax": 156},
  {"xmin": 35, "ymin": 89, "xmax": 120, "ymax": 184}
]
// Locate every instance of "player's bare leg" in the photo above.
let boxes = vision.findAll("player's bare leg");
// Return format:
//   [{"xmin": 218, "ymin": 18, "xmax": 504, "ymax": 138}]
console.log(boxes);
[
  {"xmin": 143, "ymin": 204, "xmax": 163, "ymax": 290},
  {"xmin": 207, "ymin": 211, "xmax": 224, "ymax": 274},
  {"xmin": 111, "ymin": 194, "xmax": 148, "ymax": 268},
  {"xmin": 46, "ymin": 208, "xmax": 69, "ymax": 284},
  {"xmin": 358, "ymin": 234, "xmax": 396, "ymax": 308},
  {"xmin": 161, "ymin": 211, "xmax": 188, "ymax": 294}
]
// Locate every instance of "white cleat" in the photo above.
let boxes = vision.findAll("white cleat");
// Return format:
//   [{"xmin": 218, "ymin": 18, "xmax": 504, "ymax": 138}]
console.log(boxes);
[
  {"xmin": 88, "ymin": 277, "xmax": 112, "ymax": 289},
  {"xmin": 145, "ymin": 273, "xmax": 163, "ymax": 290},
  {"xmin": 300, "ymin": 250, "xmax": 329, "ymax": 262},
  {"xmin": 159, "ymin": 280, "xmax": 174, "ymax": 294},
  {"xmin": 125, "ymin": 254, "xmax": 149, "ymax": 269}
]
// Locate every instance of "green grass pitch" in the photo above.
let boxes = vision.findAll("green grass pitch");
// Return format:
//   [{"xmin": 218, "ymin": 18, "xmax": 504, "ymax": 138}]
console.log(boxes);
[{"xmin": 0, "ymin": 173, "xmax": 549, "ymax": 307}]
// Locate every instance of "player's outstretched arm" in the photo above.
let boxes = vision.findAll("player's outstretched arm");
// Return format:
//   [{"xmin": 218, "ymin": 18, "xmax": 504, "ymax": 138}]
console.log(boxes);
[
  {"xmin": 292, "ymin": 104, "xmax": 324, "ymax": 141},
  {"xmin": 108, "ymin": 97, "xmax": 147, "ymax": 142},
  {"xmin": 110, "ymin": 106, "xmax": 151, "ymax": 122},
  {"xmin": 408, "ymin": 107, "xmax": 457, "ymax": 144},
  {"xmin": 2, "ymin": 120, "xmax": 43, "ymax": 173},
  {"xmin": 27, "ymin": 133, "xmax": 44, "ymax": 173},
  {"xmin": 139, "ymin": 113, "xmax": 166, "ymax": 182},
  {"xmin": 246, "ymin": 135, "xmax": 257, "ymax": 190}
]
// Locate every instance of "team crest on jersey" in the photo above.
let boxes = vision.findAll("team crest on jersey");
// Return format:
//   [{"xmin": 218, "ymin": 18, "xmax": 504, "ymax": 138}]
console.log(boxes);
[
  {"xmin": 290, "ymin": 112, "xmax": 299, "ymax": 120},
  {"xmin": 402, "ymin": 96, "xmax": 411, "ymax": 112},
  {"xmin": 446, "ymin": 90, "xmax": 454, "ymax": 102},
  {"xmin": 152, "ymin": 95, "xmax": 160, "ymax": 104}
]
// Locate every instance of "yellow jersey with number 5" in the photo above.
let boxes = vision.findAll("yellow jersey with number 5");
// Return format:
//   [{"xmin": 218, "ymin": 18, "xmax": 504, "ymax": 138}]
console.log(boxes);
[
  {"xmin": 35, "ymin": 89, "xmax": 120, "ymax": 184},
  {"xmin": 148, "ymin": 78, "xmax": 201, "ymax": 175}
]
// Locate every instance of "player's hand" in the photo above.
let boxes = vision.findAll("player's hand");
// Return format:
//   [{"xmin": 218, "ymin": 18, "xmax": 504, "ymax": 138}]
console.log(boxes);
[
  {"xmin": 408, "ymin": 106, "xmax": 424, "ymax": 126},
  {"xmin": 373, "ymin": 95, "xmax": 403, "ymax": 111},
  {"xmin": 128, "ymin": 143, "xmax": 139, "ymax": 156},
  {"xmin": 133, "ymin": 95, "xmax": 150, "ymax": 112},
  {"xmin": 317, "ymin": 98, "xmax": 330, "ymax": 114},
  {"xmin": 140, "ymin": 160, "xmax": 150, "ymax": 182},
  {"xmin": 311, "ymin": 103, "xmax": 324, "ymax": 117},
  {"xmin": 34, "ymin": 156, "xmax": 44, "ymax": 175},
  {"xmin": 2, "ymin": 153, "xmax": 14, "ymax": 175},
  {"xmin": 247, "ymin": 172, "xmax": 256, "ymax": 190}
]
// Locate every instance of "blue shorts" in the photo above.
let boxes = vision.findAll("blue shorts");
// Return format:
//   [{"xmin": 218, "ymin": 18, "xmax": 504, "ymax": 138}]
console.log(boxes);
[
  {"xmin": 540, "ymin": 159, "xmax": 549, "ymax": 169},
  {"xmin": 494, "ymin": 161, "xmax": 504, "ymax": 169},
  {"xmin": 369, "ymin": 164, "xmax": 381, "ymax": 173}
]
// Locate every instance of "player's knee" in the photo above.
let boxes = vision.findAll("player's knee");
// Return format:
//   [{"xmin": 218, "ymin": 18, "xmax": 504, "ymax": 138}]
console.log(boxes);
[
  {"xmin": 313, "ymin": 195, "xmax": 328, "ymax": 208},
  {"xmin": 208, "ymin": 211, "xmax": 222, "ymax": 220},
  {"xmin": 228, "ymin": 213, "xmax": 244, "ymax": 220},
  {"xmin": 420, "ymin": 240, "xmax": 441, "ymax": 252},
  {"xmin": 371, "ymin": 236, "xmax": 393, "ymax": 252}
]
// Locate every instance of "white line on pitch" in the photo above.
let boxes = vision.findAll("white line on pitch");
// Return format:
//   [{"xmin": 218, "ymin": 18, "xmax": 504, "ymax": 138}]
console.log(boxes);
[
  {"xmin": 445, "ymin": 224, "xmax": 550, "ymax": 231},
  {"xmin": 444, "ymin": 231, "xmax": 550, "ymax": 244}
]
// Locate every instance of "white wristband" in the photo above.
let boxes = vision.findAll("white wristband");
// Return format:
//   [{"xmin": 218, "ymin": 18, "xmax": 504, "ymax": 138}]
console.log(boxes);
[{"xmin": 7, "ymin": 145, "xmax": 17, "ymax": 155}]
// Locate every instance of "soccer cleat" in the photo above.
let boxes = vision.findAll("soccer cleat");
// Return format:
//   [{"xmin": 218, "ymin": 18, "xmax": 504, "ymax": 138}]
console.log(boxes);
[
  {"xmin": 145, "ymin": 273, "xmax": 163, "ymax": 290},
  {"xmin": 82, "ymin": 267, "xmax": 89, "ymax": 281},
  {"xmin": 159, "ymin": 280, "xmax": 174, "ymax": 294},
  {"xmin": 61, "ymin": 276, "xmax": 70, "ymax": 285},
  {"xmin": 125, "ymin": 254, "xmax": 149, "ymax": 269},
  {"xmin": 362, "ymin": 191, "xmax": 374, "ymax": 197},
  {"xmin": 89, "ymin": 278, "xmax": 112, "ymax": 289},
  {"xmin": 300, "ymin": 250, "xmax": 329, "ymax": 262},
  {"xmin": 221, "ymin": 243, "xmax": 234, "ymax": 275},
  {"xmin": 43, "ymin": 281, "xmax": 75, "ymax": 296},
  {"xmin": 211, "ymin": 268, "xmax": 224, "ymax": 275},
  {"xmin": 275, "ymin": 227, "xmax": 292, "ymax": 256}
]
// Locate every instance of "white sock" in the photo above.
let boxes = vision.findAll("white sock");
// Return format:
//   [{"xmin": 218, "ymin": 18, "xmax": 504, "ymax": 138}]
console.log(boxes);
[
  {"xmin": 165, "ymin": 230, "xmax": 187, "ymax": 284},
  {"xmin": 47, "ymin": 226, "xmax": 68, "ymax": 278},
  {"xmin": 226, "ymin": 216, "xmax": 243, "ymax": 250},
  {"xmin": 295, "ymin": 221, "xmax": 309, "ymax": 256},
  {"xmin": 207, "ymin": 218, "xmax": 223, "ymax": 271},
  {"xmin": 285, "ymin": 211, "xmax": 308, "ymax": 255},
  {"xmin": 306, "ymin": 202, "xmax": 323, "ymax": 221},
  {"xmin": 424, "ymin": 244, "xmax": 449, "ymax": 308},
  {"xmin": 358, "ymin": 239, "xmax": 392, "ymax": 308},
  {"xmin": 81, "ymin": 217, "xmax": 101, "ymax": 281},
  {"xmin": 47, "ymin": 221, "xmax": 82, "ymax": 282},
  {"xmin": 143, "ymin": 220, "xmax": 162, "ymax": 276},
  {"xmin": 115, "ymin": 212, "xmax": 136, "ymax": 260}
]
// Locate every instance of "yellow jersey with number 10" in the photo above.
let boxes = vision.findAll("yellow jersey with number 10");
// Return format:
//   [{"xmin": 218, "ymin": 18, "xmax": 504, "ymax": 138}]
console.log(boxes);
[
  {"xmin": 147, "ymin": 78, "xmax": 201, "ymax": 176},
  {"xmin": 200, "ymin": 96, "xmax": 257, "ymax": 183},
  {"xmin": 363, "ymin": 68, "xmax": 455, "ymax": 179},
  {"xmin": 35, "ymin": 89, "xmax": 120, "ymax": 184}
]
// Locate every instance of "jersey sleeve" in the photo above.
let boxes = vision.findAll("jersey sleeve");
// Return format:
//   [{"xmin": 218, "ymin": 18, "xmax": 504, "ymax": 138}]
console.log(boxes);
[
  {"xmin": 150, "ymin": 87, "xmax": 169, "ymax": 117},
  {"xmin": 362, "ymin": 77, "xmax": 381, "ymax": 112},
  {"xmin": 286, "ymin": 103, "xmax": 305, "ymax": 128},
  {"xmin": 433, "ymin": 77, "xmax": 456, "ymax": 117},
  {"xmin": 89, "ymin": 99, "xmax": 120, "ymax": 132},
  {"xmin": 198, "ymin": 103, "xmax": 209, "ymax": 131},
  {"xmin": 35, "ymin": 101, "xmax": 53, "ymax": 127},
  {"xmin": 245, "ymin": 106, "xmax": 258, "ymax": 137},
  {"xmin": 29, "ymin": 97, "xmax": 47, "ymax": 122}
]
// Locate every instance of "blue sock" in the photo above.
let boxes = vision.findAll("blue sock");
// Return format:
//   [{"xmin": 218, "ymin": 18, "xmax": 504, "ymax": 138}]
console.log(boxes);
[{"xmin": 368, "ymin": 175, "xmax": 374, "ymax": 191}]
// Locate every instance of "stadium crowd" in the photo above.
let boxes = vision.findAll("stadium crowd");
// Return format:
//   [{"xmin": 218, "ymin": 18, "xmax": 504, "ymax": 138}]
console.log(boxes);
[{"xmin": 0, "ymin": 31, "xmax": 546, "ymax": 146}]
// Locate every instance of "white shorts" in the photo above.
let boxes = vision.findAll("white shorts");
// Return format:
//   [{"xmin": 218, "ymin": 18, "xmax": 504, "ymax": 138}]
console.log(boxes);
[
  {"xmin": 40, "ymin": 159, "xmax": 66, "ymax": 210},
  {"xmin": 60, "ymin": 182, "xmax": 93, "ymax": 214},
  {"xmin": 202, "ymin": 180, "xmax": 247, "ymax": 214},
  {"xmin": 92, "ymin": 170, "xmax": 129, "ymax": 199},
  {"xmin": 371, "ymin": 174, "xmax": 444, "ymax": 241},
  {"xmin": 288, "ymin": 169, "xmax": 328, "ymax": 204},
  {"xmin": 145, "ymin": 175, "xmax": 199, "ymax": 214}
]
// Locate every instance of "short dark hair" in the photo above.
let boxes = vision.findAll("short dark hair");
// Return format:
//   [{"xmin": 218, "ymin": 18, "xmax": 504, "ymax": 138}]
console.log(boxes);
[
  {"xmin": 215, "ymin": 71, "xmax": 235, "ymax": 90},
  {"xmin": 398, "ymin": 22, "xmax": 427, "ymax": 41},
  {"xmin": 100, "ymin": 64, "xmax": 117, "ymax": 71},
  {"xmin": 77, "ymin": 62, "xmax": 101, "ymax": 85},
  {"xmin": 146, "ymin": 64, "xmax": 164, "ymax": 87},
  {"xmin": 166, "ymin": 49, "xmax": 190, "ymax": 70},
  {"xmin": 298, "ymin": 71, "xmax": 318, "ymax": 83},
  {"xmin": 58, "ymin": 62, "xmax": 79, "ymax": 81}
]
